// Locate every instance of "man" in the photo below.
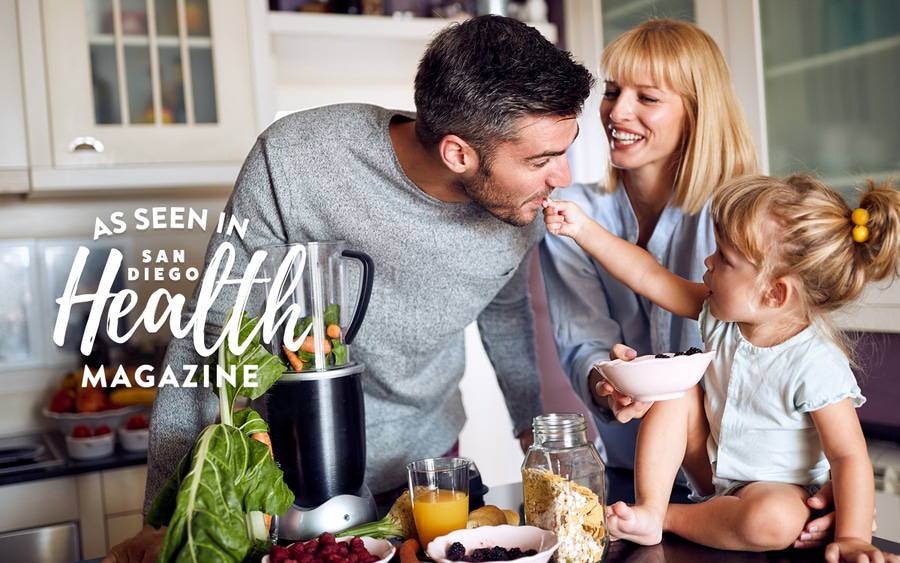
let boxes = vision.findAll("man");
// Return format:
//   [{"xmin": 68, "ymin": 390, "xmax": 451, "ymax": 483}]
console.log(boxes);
[{"xmin": 105, "ymin": 15, "xmax": 593, "ymax": 561}]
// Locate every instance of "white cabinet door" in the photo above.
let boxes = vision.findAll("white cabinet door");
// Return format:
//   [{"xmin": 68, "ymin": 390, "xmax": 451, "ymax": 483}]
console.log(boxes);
[
  {"xmin": 42, "ymin": 0, "xmax": 256, "ymax": 167},
  {"xmin": 0, "ymin": 0, "xmax": 30, "ymax": 193}
]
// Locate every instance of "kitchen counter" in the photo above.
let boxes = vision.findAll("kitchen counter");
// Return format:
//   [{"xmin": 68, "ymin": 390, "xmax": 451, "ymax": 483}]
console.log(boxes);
[
  {"xmin": 484, "ymin": 475, "xmax": 900, "ymax": 562},
  {"xmin": 0, "ymin": 431, "xmax": 146, "ymax": 487},
  {"xmin": 76, "ymin": 469, "xmax": 900, "ymax": 562}
]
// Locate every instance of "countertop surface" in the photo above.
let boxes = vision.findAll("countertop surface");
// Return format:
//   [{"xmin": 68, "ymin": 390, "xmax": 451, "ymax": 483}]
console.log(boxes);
[
  {"xmin": 77, "ymin": 471, "xmax": 900, "ymax": 562},
  {"xmin": 0, "ymin": 431, "xmax": 147, "ymax": 487}
]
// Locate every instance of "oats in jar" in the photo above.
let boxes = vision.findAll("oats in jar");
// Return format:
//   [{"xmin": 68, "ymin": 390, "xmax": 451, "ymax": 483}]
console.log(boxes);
[{"xmin": 523, "ymin": 468, "xmax": 607, "ymax": 563}]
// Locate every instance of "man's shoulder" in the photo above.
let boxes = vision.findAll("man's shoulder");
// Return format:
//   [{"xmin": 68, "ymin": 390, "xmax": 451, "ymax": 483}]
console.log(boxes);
[{"xmin": 258, "ymin": 103, "xmax": 405, "ymax": 147}]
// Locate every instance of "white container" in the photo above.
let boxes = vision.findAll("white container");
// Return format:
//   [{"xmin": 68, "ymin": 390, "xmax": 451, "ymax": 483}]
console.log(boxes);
[
  {"xmin": 593, "ymin": 350, "xmax": 715, "ymax": 401},
  {"xmin": 427, "ymin": 525, "xmax": 558, "ymax": 563},
  {"xmin": 65, "ymin": 432, "xmax": 115, "ymax": 460},
  {"xmin": 118, "ymin": 427, "xmax": 149, "ymax": 452},
  {"xmin": 43, "ymin": 405, "xmax": 142, "ymax": 436}
]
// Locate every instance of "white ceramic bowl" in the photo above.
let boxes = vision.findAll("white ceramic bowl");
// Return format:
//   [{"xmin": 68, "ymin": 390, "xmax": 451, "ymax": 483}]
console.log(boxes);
[
  {"xmin": 65, "ymin": 432, "xmax": 115, "ymax": 460},
  {"xmin": 594, "ymin": 351, "xmax": 715, "ymax": 401},
  {"xmin": 427, "ymin": 525, "xmax": 558, "ymax": 563},
  {"xmin": 262, "ymin": 536, "xmax": 395, "ymax": 563},
  {"xmin": 118, "ymin": 426, "xmax": 149, "ymax": 452},
  {"xmin": 43, "ymin": 405, "xmax": 142, "ymax": 436}
]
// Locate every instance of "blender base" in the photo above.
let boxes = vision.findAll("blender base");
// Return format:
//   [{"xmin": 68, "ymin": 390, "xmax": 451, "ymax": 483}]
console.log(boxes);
[{"xmin": 277, "ymin": 485, "xmax": 377, "ymax": 541}]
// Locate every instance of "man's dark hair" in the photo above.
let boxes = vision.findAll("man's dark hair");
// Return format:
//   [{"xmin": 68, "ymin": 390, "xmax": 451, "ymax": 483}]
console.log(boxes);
[{"xmin": 414, "ymin": 15, "xmax": 594, "ymax": 165}]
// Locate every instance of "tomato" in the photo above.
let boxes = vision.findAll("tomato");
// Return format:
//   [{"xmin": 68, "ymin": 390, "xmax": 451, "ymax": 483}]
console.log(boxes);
[{"xmin": 126, "ymin": 415, "xmax": 149, "ymax": 430}]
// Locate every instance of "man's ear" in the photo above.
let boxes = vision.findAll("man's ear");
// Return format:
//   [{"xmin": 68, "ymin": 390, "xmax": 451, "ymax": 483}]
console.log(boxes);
[
  {"xmin": 762, "ymin": 277, "xmax": 794, "ymax": 309},
  {"xmin": 438, "ymin": 134, "xmax": 479, "ymax": 174}
]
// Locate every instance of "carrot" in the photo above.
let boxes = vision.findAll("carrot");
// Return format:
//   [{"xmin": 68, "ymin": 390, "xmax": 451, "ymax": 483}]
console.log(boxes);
[
  {"xmin": 251, "ymin": 431, "xmax": 275, "ymax": 531},
  {"xmin": 300, "ymin": 335, "xmax": 332, "ymax": 355},
  {"xmin": 326, "ymin": 324, "xmax": 342, "ymax": 339},
  {"xmin": 399, "ymin": 538, "xmax": 420, "ymax": 563},
  {"xmin": 283, "ymin": 345, "xmax": 304, "ymax": 371}
]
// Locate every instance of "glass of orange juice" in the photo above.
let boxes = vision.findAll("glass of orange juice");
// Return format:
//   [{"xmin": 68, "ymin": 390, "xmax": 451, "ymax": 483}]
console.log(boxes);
[{"xmin": 407, "ymin": 457, "xmax": 470, "ymax": 548}]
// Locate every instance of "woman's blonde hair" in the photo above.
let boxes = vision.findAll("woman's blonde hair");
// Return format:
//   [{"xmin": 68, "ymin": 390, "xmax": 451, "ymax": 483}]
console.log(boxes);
[
  {"xmin": 712, "ymin": 174, "xmax": 900, "ymax": 357},
  {"xmin": 601, "ymin": 19, "xmax": 758, "ymax": 214}
]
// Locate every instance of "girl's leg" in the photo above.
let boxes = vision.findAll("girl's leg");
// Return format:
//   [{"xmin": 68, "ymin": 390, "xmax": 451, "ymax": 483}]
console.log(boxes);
[
  {"xmin": 607, "ymin": 384, "xmax": 711, "ymax": 544},
  {"xmin": 664, "ymin": 482, "xmax": 811, "ymax": 551}
]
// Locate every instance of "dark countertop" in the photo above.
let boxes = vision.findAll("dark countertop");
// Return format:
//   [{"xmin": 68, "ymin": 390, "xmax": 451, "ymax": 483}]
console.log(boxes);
[
  {"xmin": 0, "ymin": 431, "xmax": 146, "ymax": 487},
  {"xmin": 483, "ymin": 473, "xmax": 900, "ymax": 562},
  {"xmin": 75, "ymin": 468, "xmax": 900, "ymax": 562}
]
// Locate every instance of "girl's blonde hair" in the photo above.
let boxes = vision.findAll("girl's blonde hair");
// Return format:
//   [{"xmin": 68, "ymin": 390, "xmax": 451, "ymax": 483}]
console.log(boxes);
[
  {"xmin": 712, "ymin": 174, "xmax": 900, "ymax": 356},
  {"xmin": 601, "ymin": 19, "xmax": 758, "ymax": 214}
]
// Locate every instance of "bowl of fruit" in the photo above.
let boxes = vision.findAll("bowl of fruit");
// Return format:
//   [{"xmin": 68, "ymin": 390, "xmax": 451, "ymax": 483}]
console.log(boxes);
[
  {"xmin": 118, "ymin": 414, "xmax": 150, "ymax": 452},
  {"xmin": 426, "ymin": 525, "xmax": 558, "ymax": 563},
  {"xmin": 264, "ymin": 533, "xmax": 395, "ymax": 563},
  {"xmin": 593, "ymin": 347, "xmax": 715, "ymax": 402},
  {"xmin": 66, "ymin": 424, "xmax": 115, "ymax": 460},
  {"xmin": 43, "ymin": 371, "xmax": 154, "ymax": 436}
]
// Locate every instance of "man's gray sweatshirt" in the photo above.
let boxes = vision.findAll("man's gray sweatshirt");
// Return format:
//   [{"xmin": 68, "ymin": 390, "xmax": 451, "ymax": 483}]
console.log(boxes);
[{"xmin": 144, "ymin": 104, "xmax": 544, "ymax": 512}]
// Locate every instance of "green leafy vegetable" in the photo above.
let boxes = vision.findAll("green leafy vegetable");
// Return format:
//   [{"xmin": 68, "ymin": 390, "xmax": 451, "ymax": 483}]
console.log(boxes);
[
  {"xmin": 148, "ymin": 312, "xmax": 295, "ymax": 563},
  {"xmin": 324, "ymin": 303, "xmax": 341, "ymax": 327}
]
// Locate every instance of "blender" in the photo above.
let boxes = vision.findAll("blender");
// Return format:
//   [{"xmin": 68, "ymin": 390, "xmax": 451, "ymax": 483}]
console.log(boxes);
[{"xmin": 255, "ymin": 241, "xmax": 375, "ymax": 541}]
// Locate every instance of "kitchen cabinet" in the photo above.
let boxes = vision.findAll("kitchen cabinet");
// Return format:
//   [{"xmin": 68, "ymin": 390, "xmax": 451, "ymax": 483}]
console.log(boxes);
[
  {"xmin": 565, "ymin": 0, "xmax": 900, "ymax": 333},
  {"xmin": 0, "ymin": 0, "xmax": 30, "ymax": 193},
  {"xmin": 261, "ymin": 10, "xmax": 557, "ymax": 122},
  {"xmin": 21, "ymin": 0, "xmax": 257, "ymax": 191},
  {"xmin": 0, "ymin": 464, "xmax": 147, "ymax": 560}
]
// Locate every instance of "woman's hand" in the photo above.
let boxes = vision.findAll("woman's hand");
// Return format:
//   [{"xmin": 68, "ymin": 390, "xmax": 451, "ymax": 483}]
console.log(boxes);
[
  {"xmin": 543, "ymin": 199, "xmax": 590, "ymax": 241},
  {"xmin": 590, "ymin": 344, "xmax": 654, "ymax": 423}
]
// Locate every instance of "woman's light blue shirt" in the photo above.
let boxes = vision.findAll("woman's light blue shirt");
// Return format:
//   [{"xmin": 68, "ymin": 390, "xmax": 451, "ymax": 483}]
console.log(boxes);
[{"xmin": 539, "ymin": 182, "xmax": 716, "ymax": 470}]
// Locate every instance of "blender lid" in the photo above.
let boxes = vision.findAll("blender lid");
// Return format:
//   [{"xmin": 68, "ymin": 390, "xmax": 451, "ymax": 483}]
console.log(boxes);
[{"xmin": 278, "ymin": 362, "xmax": 365, "ymax": 382}]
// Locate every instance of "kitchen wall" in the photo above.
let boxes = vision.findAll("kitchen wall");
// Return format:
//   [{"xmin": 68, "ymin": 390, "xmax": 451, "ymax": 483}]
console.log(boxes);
[{"xmin": 0, "ymin": 190, "xmax": 229, "ymax": 437}]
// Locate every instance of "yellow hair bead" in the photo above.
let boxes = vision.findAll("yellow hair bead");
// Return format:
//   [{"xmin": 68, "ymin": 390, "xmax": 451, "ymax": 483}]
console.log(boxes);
[
  {"xmin": 851, "ymin": 208, "xmax": 869, "ymax": 226},
  {"xmin": 852, "ymin": 224, "xmax": 869, "ymax": 243}
]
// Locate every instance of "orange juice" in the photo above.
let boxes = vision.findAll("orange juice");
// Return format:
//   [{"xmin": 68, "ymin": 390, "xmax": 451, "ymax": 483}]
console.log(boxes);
[{"xmin": 412, "ymin": 487, "xmax": 469, "ymax": 547}]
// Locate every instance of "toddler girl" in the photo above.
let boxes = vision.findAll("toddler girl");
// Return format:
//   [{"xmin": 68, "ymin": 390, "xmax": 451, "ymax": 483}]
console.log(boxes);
[{"xmin": 544, "ymin": 174, "xmax": 900, "ymax": 561}]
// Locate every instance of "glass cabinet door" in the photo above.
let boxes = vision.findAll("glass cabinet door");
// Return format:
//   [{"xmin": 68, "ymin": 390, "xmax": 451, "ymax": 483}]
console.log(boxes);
[
  {"xmin": 85, "ymin": 0, "xmax": 216, "ymax": 127},
  {"xmin": 42, "ymin": 0, "xmax": 255, "ymax": 167},
  {"xmin": 759, "ymin": 0, "xmax": 900, "ymax": 195},
  {"xmin": 601, "ymin": 0, "xmax": 695, "ymax": 45}
]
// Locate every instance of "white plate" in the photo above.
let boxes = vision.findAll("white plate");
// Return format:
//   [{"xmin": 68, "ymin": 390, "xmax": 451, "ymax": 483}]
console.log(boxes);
[
  {"xmin": 262, "ymin": 535, "xmax": 395, "ymax": 563},
  {"xmin": 427, "ymin": 525, "xmax": 558, "ymax": 563}
]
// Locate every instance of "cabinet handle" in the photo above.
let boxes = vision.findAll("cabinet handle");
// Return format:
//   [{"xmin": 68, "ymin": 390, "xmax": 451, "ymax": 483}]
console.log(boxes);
[{"xmin": 68, "ymin": 136, "xmax": 105, "ymax": 153}]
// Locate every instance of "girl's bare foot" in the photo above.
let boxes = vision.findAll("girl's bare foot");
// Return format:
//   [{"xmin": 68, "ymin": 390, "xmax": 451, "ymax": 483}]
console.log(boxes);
[{"xmin": 606, "ymin": 502, "xmax": 664, "ymax": 545}]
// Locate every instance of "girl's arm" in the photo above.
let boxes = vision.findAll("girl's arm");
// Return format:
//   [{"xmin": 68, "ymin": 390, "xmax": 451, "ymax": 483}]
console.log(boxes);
[
  {"xmin": 544, "ymin": 199, "xmax": 708, "ymax": 320},
  {"xmin": 810, "ymin": 399, "xmax": 880, "ymax": 562}
]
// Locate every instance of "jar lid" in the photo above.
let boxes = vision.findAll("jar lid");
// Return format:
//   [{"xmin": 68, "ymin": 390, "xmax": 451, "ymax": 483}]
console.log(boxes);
[{"xmin": 533, "ymin": 413, "xmax": 587, "ymax": 444}]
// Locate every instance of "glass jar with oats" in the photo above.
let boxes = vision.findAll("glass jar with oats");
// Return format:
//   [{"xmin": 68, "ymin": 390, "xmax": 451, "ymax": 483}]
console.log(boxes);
[{"xmin": 522, "ymin": 413, "xmax": 608, "ymax": 563}]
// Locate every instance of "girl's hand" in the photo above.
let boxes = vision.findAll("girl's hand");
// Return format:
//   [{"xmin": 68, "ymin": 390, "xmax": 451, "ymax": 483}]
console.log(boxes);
[
  {"xmin": 542, "ymin": 198, "xmax": 589, "ymax": 241},
  {"xmin": 795, "ymin": 481, "xmax": 879, "ymax": 549},
  {"xmin": 825, "ymin": 537, "xmax": 890, "ymax": 563}
]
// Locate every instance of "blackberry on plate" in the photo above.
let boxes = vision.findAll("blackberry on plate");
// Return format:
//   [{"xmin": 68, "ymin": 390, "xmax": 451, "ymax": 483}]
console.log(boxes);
[{"xmin": 447, "ymin": 542, "xmax": 466, "ymax": 561}]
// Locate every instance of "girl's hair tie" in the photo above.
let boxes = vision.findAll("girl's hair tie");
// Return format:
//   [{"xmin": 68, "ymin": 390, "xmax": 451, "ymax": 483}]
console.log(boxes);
[{"xmin": 851, "ymin": 208, "xmax": 869, "ymax": 243}]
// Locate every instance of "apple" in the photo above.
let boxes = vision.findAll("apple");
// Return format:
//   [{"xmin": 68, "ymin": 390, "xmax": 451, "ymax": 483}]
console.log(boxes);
[
  {"xmin": 126, "ymin": 415, "xmax": 149, "ymax": 430},
  {"xmin": 93, "ymin": 425, "xmax": 112, "ymax": 436},
  {"xmin": 49, "ymin": 389, "xmax": 76, "ymax": 413},
  {"xmin": 72, "ymin": 425, "xmax": 91, "ymax": 439}
]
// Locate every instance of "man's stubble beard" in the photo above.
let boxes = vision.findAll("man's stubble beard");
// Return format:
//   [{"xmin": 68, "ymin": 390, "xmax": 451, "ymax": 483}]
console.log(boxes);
[{"xmin": 458, "ymin": 167, "xmax": 538, "ymax": 227}]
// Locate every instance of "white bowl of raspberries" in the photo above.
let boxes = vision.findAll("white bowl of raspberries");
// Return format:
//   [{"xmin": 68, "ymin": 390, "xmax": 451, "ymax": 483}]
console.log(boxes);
[
  {"xmin": 265, "ymin": 533, "xmax": 395, "ymax": 563},
  {"xmin": 593, "ymin": 347, "xmax": 715, "ymax": 402}
]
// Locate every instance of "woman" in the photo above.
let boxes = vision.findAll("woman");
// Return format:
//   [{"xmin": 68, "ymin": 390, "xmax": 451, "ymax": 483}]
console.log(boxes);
[{"xmin": 539, "ymin": 18, "xmax": 837, "ymax": 547}]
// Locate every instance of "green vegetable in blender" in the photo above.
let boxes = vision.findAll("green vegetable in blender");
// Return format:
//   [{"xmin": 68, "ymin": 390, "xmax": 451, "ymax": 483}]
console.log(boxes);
[
  {"xmin": 292, "ymin": 304, "xmax": 348, "ymax": 369},
  {"xmin": 336, "ymin": 490, "xmax": 416, "ymax": 540},
  {"xmin": 145, "ymin": 311, "xmax": 295, "ymax": 563}
]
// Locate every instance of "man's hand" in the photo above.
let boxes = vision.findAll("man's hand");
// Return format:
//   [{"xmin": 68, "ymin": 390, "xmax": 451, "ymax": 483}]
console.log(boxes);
[
  {"xmin": 517, "ymin": 428, "xmax": 534, "ymax": 453},
  {"xmin": 102, "ymin": 523, "xmax": 165, "ymax": 563},
  {"xmin": 590, "ymin": 344, "xmax": 653, "ymax": 423}
]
